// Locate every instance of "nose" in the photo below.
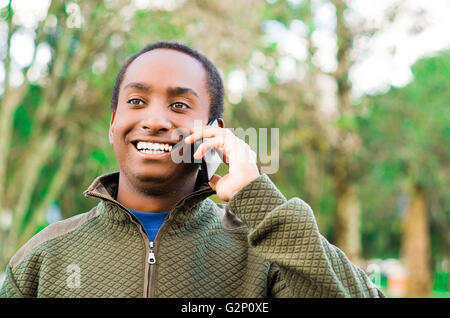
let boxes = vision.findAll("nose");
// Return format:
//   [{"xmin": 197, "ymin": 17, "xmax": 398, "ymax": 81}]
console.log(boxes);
[{"xmin": 140, "ymin": 103, "xmax": 173, "ymax": 132}]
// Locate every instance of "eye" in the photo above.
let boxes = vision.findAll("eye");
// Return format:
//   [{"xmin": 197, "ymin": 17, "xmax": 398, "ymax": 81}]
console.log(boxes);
[
  {"xmin": 170, "ymin": 102, "xmax": 190, "ymax": 111},
  {"xmin": 127, "ymin": 98, "xmax": 145, "ymax": 106}
]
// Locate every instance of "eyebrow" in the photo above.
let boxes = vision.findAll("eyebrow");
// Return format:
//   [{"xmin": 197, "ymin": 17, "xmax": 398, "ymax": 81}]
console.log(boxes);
[
  {"xmin": 123, "ymin": 82, "xmax": 199, "ymax": 99},
  {"xmin": 167, "ymin": 86, "xmax": 199, "ymax": 98},
  {"xmin": 123, "ymin": 82, "xmax": 152, "ymax": 92}
]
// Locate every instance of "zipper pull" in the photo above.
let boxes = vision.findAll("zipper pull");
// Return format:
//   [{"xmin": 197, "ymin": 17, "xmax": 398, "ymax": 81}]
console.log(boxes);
[{"xmin": 148, "ymin": 241, "xmax": 156, "ymax": 264}]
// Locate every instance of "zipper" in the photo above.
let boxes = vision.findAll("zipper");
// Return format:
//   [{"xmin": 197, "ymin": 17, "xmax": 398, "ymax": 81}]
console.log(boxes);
[
  {"xmin": 146, "ymin": 213, "xmax": 172, "ymax": 298},
  {"xmin": 147, "ymin": 241, "xmax": 156, "ymax": 298},
  {"xmin": 148, "ymin": 241, "xmax": 156, "ymax": 264}
]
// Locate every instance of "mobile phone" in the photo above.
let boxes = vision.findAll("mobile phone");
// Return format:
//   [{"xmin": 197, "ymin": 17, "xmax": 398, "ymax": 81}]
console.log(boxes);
[{"xmin": 197, "ymin": 119, "xmax": 222, "ymax": 182}]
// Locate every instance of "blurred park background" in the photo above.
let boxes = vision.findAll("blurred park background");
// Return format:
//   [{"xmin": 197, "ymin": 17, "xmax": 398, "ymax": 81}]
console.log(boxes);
[{"xmin": 0, "ymin": 0, "xmax": 449, "ymax": 298}]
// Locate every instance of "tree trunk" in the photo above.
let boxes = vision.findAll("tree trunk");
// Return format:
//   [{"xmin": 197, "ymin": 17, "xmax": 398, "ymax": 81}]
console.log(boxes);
[
  {"xmin": 334, "ymin": 182, "xmax": 361, "ymax": 262},
  {"xmin": 330, "ymin": 0, "xmax": 362, "ymax": 263},
  {"xmin": 402, "ymin": 184, "xmax": 432, "ymax": 297}
]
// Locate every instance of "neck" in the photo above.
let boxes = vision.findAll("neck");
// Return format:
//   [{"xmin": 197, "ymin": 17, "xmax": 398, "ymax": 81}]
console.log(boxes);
[{"xmin": 116, "ymin": 170, "xmax": 200, "ymax": 213}]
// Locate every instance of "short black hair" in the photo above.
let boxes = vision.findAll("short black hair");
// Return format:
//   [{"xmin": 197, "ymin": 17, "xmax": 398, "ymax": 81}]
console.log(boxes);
[{"xmin": 110, "ymin": 41, "xmax": 224, "ymax": 121}]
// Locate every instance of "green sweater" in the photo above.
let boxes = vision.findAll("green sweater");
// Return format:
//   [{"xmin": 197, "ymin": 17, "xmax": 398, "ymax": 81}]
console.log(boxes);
[{"xmin": 0, "ymin": 172, "xmax": 384, "ymax": 298}]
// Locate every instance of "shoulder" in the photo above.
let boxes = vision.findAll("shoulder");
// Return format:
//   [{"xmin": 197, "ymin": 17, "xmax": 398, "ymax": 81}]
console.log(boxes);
[{"xmin": 9, "ymin": 206, "xmax": 100, "ymax": 270}]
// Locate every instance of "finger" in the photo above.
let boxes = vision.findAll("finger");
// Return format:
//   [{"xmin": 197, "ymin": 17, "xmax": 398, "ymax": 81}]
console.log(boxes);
[
  {"xmin": 185, "ymin": 126, "xmax": 224, "ymax": 144},
  {"xmin": 193, "ymin": 136, "xmax": 224, "ymax": 159},
  {"xmin": 208, "ymin": 174, "xmax": 221, "ymax": 191}
]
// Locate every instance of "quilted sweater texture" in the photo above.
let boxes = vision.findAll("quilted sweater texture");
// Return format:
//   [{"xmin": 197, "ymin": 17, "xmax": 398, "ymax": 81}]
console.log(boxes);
[{"xmin": 0, "ymin": 172, "xmax": 384, "ymax": 298}]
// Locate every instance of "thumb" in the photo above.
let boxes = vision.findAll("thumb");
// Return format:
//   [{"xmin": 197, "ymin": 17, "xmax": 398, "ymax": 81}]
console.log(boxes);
[{"xmin": 208, "ymin": 174, "xmax": 221, "ymax": 191}]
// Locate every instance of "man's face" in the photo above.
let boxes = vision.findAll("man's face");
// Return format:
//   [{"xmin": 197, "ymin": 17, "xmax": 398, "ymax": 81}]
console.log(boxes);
[{"xmin": 109, "ymin": 49, "xmax": 211, "ymax": 192}]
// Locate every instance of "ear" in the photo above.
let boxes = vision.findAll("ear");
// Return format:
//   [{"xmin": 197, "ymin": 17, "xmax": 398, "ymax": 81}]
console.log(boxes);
[
  {"xmin": 217, "ymin": 118, "xmax": 225, "ymax": 128},
  {"xmin": 109, "ymin": 112, "xmax": 116, "ymax": 145}
]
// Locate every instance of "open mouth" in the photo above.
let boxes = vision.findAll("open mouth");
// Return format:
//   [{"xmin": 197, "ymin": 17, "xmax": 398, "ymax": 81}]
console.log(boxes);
[{"xmin": 132, "ymin": 141, "xmax": 174, "ymax": 154}]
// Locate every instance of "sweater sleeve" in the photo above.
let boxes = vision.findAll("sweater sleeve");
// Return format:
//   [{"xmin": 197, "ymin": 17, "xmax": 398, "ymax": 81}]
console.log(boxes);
[{"xmin": 227, "ymin": 174, "xmax": 385, "ymax": 298}]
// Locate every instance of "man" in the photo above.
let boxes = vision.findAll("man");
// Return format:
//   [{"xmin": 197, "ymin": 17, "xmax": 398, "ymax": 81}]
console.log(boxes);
[{"xmin": 0, "ymin": 41, "xmax": 384, "ymax": 298}]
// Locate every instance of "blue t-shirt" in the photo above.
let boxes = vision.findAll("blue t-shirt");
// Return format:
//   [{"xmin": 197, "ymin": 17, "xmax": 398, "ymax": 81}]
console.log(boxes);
[{"xmin": 130, "ymin": 210, "xmax": 169, "ymax": 241}]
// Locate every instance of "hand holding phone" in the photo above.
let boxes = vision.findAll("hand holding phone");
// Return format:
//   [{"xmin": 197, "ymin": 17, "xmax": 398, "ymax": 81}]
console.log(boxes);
[{"xmin": 185, "ymin": 120, "xmax": 260, "ymax": 201}]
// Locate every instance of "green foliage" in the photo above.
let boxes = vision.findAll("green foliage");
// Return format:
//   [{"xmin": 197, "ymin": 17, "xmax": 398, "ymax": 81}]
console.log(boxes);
[
  {"xmin": 12, "ymin": 85, "xmax": 42, "ymax": 141},
  {"xmin": 333, "ymin": 114, "xmax": 359, "ymax": 132},
  {"xmin": 260, "ymin": 0, "xmax": 310, "ymax": 26},
  {"xmin": 358, "ymin": 52, "xmax": 450, "ymax": 260}
]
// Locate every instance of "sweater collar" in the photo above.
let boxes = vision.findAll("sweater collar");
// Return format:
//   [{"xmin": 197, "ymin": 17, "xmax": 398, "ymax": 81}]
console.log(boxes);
[{"xmin": 83, "ymin": 171, "xmax": 216, "ymax": 222}]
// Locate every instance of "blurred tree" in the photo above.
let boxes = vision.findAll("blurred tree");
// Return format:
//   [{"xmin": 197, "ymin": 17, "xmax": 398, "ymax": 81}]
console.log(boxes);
[
  {"xmin": 326, "ymin": 0, "xmax": 363, "ymax": 262},
  {"xmin": 359, "ymin": 52, "xmax": 450, "ymax": 297},
  {"xmin": 236, "ymin": 0, "xmax": 443, "ymax": 268},
  {"xmin": 233, "ymin": 0, "xmax": 380, "ymax": 262},
  {"xmin": 0, "ymin": 0, "xmax": 146, "ymax": 268}
]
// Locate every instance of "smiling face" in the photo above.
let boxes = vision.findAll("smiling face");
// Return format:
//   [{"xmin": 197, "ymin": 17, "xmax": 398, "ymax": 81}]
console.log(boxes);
[{"xmin": 109, "ymin": 49, "xmax": 211, "ymax": 193}]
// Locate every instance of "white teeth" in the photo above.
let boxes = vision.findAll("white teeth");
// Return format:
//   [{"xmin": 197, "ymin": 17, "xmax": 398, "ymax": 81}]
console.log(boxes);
[
  {"xmin": 136, "ymin": 141, "xmax": 173, "ymax": 152},
  {"xmin": 141, "ymin": 149, "xmax": 165, "ymax": 154}
]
